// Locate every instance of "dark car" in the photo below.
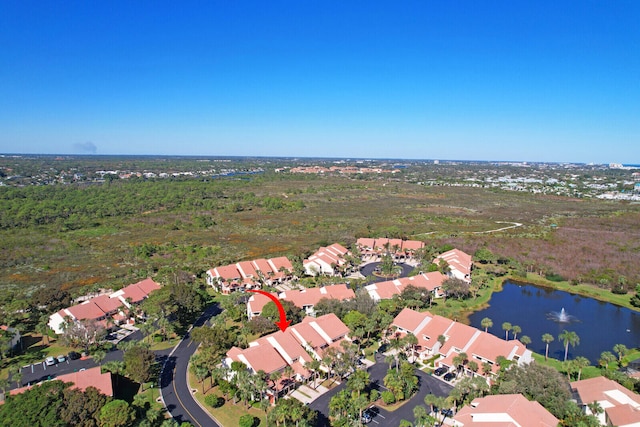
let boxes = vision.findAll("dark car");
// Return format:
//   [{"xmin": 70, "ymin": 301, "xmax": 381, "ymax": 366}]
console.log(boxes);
[
  {"xmin": 441, "ymin": 408, "xmax": 454, "ymax": 418},
  {"xmin": 434, "ymin": 367, "xmax": 448, "ymax": 376},
  {"xmin": 67, "ymin": 351, "xmax": 81, "ymax": 360},
  {"xmin": 443, "ymin": 372, "xmax": 456, "ymax": 381}
]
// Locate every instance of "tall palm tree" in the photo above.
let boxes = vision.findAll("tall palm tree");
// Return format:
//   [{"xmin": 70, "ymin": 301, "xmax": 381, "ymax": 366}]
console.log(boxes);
[
  {"xmin": 613, "ymin": 343, "xmax": 628, "ymax": 362},
  {"xmin": 574, "ymin": 356, "xmax": 590, "ymax": 381},
  {"xmin": 559, "ymin": 330, "xmax": 580, "ymax": 362},
  {"xmin": 283, "ymin": 365, "xmax": 294, "ymax": 394},
  {"xmin": 542, "ymin": 333, "xmax": 554, "ymax": 361},
  {"xmin": 520, "ymin": 335, "xmax": 531, "ymax": 348},
  {"xmin": 481, "ymin": 317, "xmax": 493, "ymax": 333},
  {"xmin": 512, "ymin": 325, "xmax": 521, "ymax": 340},
  {"xmin": 502, "ymin": 322, "xmax": 512, "ymax": 340},
  {"xmin": 599, "ymin": 351, "xmax": 616, "ymax": 369}
]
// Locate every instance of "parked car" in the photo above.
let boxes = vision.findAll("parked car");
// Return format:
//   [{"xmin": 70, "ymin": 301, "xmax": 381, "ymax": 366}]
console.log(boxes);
[
  {"xmin": 361, "ymin": 409, "xmax": 373, "ymax": 424},
  {"xmin": 67, "ymin": 351, "xmax": 81, "ymax": 360},
  {"xmin": 441, "ymin": 408, "xmax": 454, "ymax": 418},
  {"xmin": 45, "ymin": 356, "xmax": 56, "ymax": 366},
  {"xmin": 56, "ymin": 354, "xmax": 67, "ymax": 363},
  {"xmin": 434, "ymin": 367, "xmax": 448, "ymax": 376},
  {"xmin": 443, "ymin": 372, "xmax": 456, "ymax": 381}
]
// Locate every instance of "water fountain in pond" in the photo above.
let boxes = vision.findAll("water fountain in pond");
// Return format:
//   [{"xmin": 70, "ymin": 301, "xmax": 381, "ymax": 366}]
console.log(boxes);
[{"xmin": 547, "ymin": 307, "xmax": 578, "ymax": 323}]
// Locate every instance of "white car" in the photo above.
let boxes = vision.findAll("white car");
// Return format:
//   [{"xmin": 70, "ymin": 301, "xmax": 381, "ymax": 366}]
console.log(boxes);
[{"xmin": 45, "ymin": 356, "xmax": 56, "ymax": 366}]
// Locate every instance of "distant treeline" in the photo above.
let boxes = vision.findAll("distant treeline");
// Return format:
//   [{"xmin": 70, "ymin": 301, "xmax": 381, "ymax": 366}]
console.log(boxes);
[{"xmin": 0, "ymin": 179, "xmax": 304, "ymax": 230}]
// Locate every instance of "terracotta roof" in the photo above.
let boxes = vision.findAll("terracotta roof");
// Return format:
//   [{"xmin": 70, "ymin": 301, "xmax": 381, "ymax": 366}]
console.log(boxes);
[
  {"xmin": 237, "ymin": 261, "xmax": 258, "ymax": 278},
  {"xmin": 247, "ymin": 292, "xmax": 278, "ymax": 314},
  {"xmin": 606, "ymin": 404, "xmax": 640, "ymax": 426},
  {"xmin": 306, "ymin": 313, "xmax": 350, "ymax": 341},
  {"xmin": 269, "ymin": 256, "xmax": 293, "ymax": 272},
  {"xmin": 356, "ymin": 238, "xmax": 376, "ymax": 249},
  {"xmin": 214, "ymin": 264, "xmax": 242, "ymax": 280},
  {"xmin": 282, "ymin": 285, "xmax": 355, "ymax": 308},
  {"xmin": 394, "ymin": 308, "xmax": 430, "ymax": 333},
  {"xmin": 440, "ymin": 322, "xmax": 478, "ymax": 354},
  {"xmin": 240, "ymin": 344, "xmax": 288, "ymax": 374},
  {"xmin": 9, "ymin": 367, "xmax": 113, "ymax": 398},
  {"xmin": 132, "ymin": 278, "xmax": 161, "ymax": 294},
  {"xmin": 436, "ymin": 248, "xmax": 473, "ymax": 277},
  {"xmin": 65, "ymin": 301, "xmax": 106, "ymax": 321},
  {"xmin": 402, "ymin": 240, "xmax": 425, "ymax": 251},
  {"xmin": 453, "ymin": 394, "xmax": 559, "ymax": 427},
  {"xmin": 91, "ymin": 294, "xmax": 123, "ymax": 313},
  {"xmin": 252, "ymin": 258, "xmax": 274, "ymax": 275},
  {"xmin": 571, "ymin": 376, "xmax": 640, "ymax": 410}
]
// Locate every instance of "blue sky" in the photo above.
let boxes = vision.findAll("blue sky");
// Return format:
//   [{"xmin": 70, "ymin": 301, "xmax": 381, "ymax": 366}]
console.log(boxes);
[{"xmin": 1, "ymin": 1, "xmax": 638, "ymax": 163}]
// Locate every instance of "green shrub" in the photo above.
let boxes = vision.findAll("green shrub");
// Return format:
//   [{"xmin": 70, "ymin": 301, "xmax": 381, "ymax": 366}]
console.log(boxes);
[
  {"xmin": 238, "ymin": 414, "xmax": 255, "ymax": 427},
  {"xmin": 205, "ymin": 394, "xmax": 224, "ymax": 408},
  {"xmin": 381, "ymin": 390, "xmax": 396, "ymax": 405}
]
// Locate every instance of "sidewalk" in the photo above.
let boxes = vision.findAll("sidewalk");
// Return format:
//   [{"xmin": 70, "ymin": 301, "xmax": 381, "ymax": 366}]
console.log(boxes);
[{"xmin": 290, "ymin": 384, "xmax": 330, "ymax": 404}]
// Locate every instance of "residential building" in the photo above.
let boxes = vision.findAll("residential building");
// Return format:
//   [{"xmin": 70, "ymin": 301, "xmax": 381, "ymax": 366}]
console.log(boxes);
[
  {"xmin": 7, "ymin": 366, "xmax": 113, "ymax": 400},
  {"xmin": 571, "ymin": 376, "xmax": 640, "ymax": 426},
  {"xmin": 435, "ymin": 248, "xmax": 473, "ymax": 283},
  {"xmin": 303, "ymin": 243, "xmax": 351, "ymax": 276},
  {"xmin": 246, "ymin": 284, "xmax": 355, "ymax": 319},
  {"xmin": 364, "ymin": 271, "xmax": 447, "ymax": 302},
  {"xmin": 206, "ymin": 256, "xmax": 294, "ymax": 293},
  {"xmin": 48, "ymin": 278, "xmax": 161, "ymax": 334},
  {"xmin": 391, "ymin": 308, "xmax": 532, "ymax": 379},
  {"xmin": 225, "ymin": 313, "xmax": 350, "ymax": 400},
  {"xmin": 356, "ymin": 237, "xmax": 425, "ymax": 260},
  {"xmin": 452, "ymin": 394, "xmax": 559, "ymax": 426}
]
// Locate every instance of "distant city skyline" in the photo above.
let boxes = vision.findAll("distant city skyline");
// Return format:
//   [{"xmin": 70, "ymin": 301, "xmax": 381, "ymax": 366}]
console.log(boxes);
[{"xmin": 1, "ymin": 1, "xmax": 638, "ymax": 164}]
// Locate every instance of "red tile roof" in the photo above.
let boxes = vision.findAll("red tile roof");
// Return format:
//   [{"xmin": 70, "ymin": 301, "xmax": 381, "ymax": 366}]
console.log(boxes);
[
  {"xmin": 9, "ymin": 366, "xmax": 113, "ymax": 398},
  {"xmin": 453, "ymin": 394, "xmax": 559, "ymax": 427}
]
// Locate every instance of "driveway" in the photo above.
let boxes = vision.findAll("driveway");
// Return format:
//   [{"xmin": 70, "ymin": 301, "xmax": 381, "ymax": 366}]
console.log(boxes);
[{"xmin": 309, "ymin": 351, "xmax": 452, "ymax": 427}]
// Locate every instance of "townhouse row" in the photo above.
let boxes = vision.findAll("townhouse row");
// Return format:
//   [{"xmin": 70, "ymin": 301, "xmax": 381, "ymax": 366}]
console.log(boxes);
[
  {"xmin": 205, "ymin": 256, "xmax": 294, "ymax": 294},
  {"xmin": 392, "ymin": 307, "xmax": 532, "ymax": 378},
  {"xmin": 48, "ymin": 278, "xmax": 161, "ymax": 334},
  {"xmin": 224, "ymin": 313, "xmax": 350, "ymax": 401}
]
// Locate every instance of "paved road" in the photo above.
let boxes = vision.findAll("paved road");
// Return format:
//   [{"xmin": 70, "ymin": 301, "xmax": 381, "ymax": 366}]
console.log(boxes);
[
  {"xmin": 160, "ymin": 303, "xmax": 222, "ymax": 427},
  {"xmin": 360, "ymin": 262, "xmax": 414, "ymax": 284},
  {"xmin": 309, "ymin": 351, "xmax": 452, "ymax": 427}
]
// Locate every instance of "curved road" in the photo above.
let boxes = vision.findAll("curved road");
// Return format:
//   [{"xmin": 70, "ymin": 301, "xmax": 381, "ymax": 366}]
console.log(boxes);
[{"xmin": 160, "ymin": 303, "xmax": 222, "ymax": 427}]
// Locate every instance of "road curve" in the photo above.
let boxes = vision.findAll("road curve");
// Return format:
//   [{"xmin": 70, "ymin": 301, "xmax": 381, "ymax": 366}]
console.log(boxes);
[{"xmin": 160, "ymin": 304, "xmax": 222, "ymax": 427}]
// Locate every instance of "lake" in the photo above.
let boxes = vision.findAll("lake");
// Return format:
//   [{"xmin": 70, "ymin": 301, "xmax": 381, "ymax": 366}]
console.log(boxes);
[{"xmin": 468, "ymin": 281, "xmax": 640, "ymax": 363}]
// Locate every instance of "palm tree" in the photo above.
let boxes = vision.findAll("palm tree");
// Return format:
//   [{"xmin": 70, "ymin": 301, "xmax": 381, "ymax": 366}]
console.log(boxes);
[
  {"xmin": 481, "ymin": 317, "xmax": 493, "ymax": 333},
  {"xmin": 587, "ymin": 400, "xmax": 604, "ymax": 418},
  {"xmin": 283, "ymin": 365, "xmax": 294, "ymax": 394},
  {"xmin": 481, "ymin": 362, "xmax": 493, "ymax": 377},
  {"xmin": 92, "ymin": 349, "xmax": 106, "ymax": 365},
  {"xmin": 599, "ymin": 351, "xmax": 616, "ymax": 369},
  {"xmin": 512, "ymin": 325, "xmax": 521, "ymax": 340},
  {"xmin": 452, "ymin": 352, "xmax": 468, "ymax": 378},
  {"xmin": 559, "ymin": 330, "xmax": 580, "ymax": 362},
  {"xmin": 468, "ymin": 360, "xmax": 479, "ymax": 377},
  {"xmin": 502, "ymin": 322, "xmax": 512, "ymax": 340},
  {"xmin": 520, "ymin": 335, "xmax": 531, "ymax": 348},
  {"xmin": 542, "ymin": 333, "xmax": 554, "ymax": 361},
  {"xmin": 613, "ymin": 343, "xmax": 628, "ymax": 362},
  {"xmin": 307, "ymin": 359, "xmax": 321, "ymax": 389},
  {"xmin": 574, "ymin": 356, "xmax": 590, "ymax": 381}
]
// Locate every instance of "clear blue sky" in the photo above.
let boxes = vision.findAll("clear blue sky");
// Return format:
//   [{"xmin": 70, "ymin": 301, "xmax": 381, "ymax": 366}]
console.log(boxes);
[{"xmin": 1, "ymin": 1, "xmax": 638, "ymax": 163}]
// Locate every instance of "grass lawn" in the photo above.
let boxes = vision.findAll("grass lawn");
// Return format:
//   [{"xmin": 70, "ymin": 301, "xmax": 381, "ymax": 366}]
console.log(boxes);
[
  {"xmin": 188, "ymin": 370, "xmax": 267, "ymax": 426},
  {"xmin": 532, "ymin": 353, "xmax": 602, "ymax": 380}
]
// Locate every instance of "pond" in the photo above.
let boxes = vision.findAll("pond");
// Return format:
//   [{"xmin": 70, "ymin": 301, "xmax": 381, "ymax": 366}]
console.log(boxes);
[{"xmin": 468, "ymin": 281, "xmax": 640, "ymax": 363}]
